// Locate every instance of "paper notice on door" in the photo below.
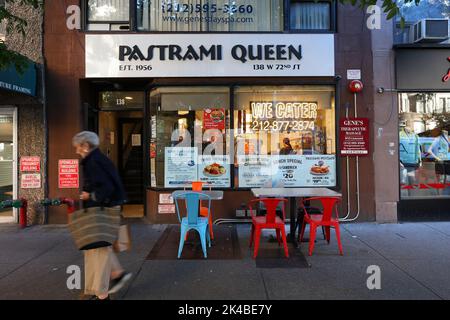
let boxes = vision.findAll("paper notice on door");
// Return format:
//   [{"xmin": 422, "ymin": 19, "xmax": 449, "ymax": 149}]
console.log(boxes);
[{"xmin": 132, "ymin": 134, "xmax": 141, "ymax": 146}]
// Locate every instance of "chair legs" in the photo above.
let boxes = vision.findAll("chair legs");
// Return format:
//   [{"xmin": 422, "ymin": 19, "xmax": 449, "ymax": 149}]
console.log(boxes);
[
  {"xmin": 308, "ymin": 225, "xmax": 317, "ymax": 256},
  {"xmin": 280, "ymin": 227, "xmax": 289, "ymax": 258},
  {"xmin": 178, "ymin": 225, "xmax": 188, "ymax": 259},
  {"xmin": 335, "ymin": 224, "xmax": 344, "ymax": 255},
  {"xmin": 302, "ymin": 223, "xmax": 343, "ymax": 256},
  {"xmin": 178, "ymin": 225, "xmax": 209, "ymax": 259},
  {"xmin": 253, "ymin": 227, "xmax": 262, "ymax": 259},
  {"xmin": 325, "ymin": 226, "xmax": 331, "ymax": 244},
  {"xmin": 250, "ymin": 225, "xmax": 289, "ymax": 259}
]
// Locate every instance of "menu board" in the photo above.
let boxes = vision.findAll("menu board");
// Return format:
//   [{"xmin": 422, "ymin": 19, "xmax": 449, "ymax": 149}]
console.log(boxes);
[
  {"xmin": 301, "ymin": 155, "xmax": 336, "ymax": 187},
  {"xmin": 164, "ymin": 147, "xmax": 198, "ymax": 188},
  {"xmin": 198, "ymin": 155, "xmax": 230, "ymax": 188},
  {"xmin": 238, "ymin": 155, "xmax": 273, "ymax": 188},
  {"xmin": 272, "ymin": 155, "xmax": 306, "ymax": 187},
  {"xmin": 238, "ymin": 155, "xmax": 336, "ymax": 187}
]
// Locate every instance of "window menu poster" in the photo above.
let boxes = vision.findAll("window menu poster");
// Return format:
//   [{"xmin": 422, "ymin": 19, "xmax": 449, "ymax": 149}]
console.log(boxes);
[
  {"xmin": 271, "ymin": 155, "xmax": 336, "ymax": 187},
  {"xmin": 271, "ymin": 155, "xmax": 305, "ymax": 187},
  {"xmin": 238, "ymin": 155, "xmax": 272, "ymax": 188},
  {"xmin": 302, "ymin": 155, "xmax": 336, "ymax": 187},
  {"xmin": 198, "ymin": 155, "xmax": 230, "ymax": 187},
  {"xmin": 164, "ymin": 147, "xmax": 198, "ymax": 188}
]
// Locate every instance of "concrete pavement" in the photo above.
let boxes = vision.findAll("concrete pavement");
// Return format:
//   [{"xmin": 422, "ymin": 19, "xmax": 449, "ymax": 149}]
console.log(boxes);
[{"xmin": 0, "ymin": 221, "xmax": 450, "ymax": 300}]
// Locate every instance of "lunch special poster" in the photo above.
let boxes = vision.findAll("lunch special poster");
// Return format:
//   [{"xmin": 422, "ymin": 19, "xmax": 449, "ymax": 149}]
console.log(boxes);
[{"xmin": 198, "ymin": 155, "xmax": 230, "ymax": 187}]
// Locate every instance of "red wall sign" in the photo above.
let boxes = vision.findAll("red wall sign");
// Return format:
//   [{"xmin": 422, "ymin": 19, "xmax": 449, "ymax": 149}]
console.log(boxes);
[
  {"xmin": 339, "ymin": 118, "xmax": 370, "ymax": 156},
  {"xmin": 20, "ymin": 156, "xmax": 40, "ymax": 172},
  {"xmin": 203, "ymin": 108, "xmax": 225, "ymax": 130},
  {"xmin": 58, "ymin": 159, "xmax": 79, "ymax": 189}
]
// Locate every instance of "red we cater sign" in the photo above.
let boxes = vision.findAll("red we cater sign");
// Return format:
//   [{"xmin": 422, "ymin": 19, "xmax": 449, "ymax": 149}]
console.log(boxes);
[
  {"xmin": 20, "ymin": 156, "xmax": 40, "ymax": 172},
  {"xmin": 58, "ymin": 159, "xmax": 79, "ymax": 189},
  {"xmin": 339, "ymin": 118, "xmax": 370, "ymax": 156}
]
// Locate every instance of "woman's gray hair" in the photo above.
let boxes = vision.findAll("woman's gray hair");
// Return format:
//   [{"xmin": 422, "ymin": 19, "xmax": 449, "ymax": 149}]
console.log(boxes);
[{"xmin": 72, "ymin": 131, "xmax": 99, "ymax": 149}]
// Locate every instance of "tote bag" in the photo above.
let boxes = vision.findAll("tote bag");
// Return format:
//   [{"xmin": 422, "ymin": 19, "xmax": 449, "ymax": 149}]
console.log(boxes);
[{"xmin": 68, "ymin": 206, "xmax": 121, "ymax": 251}]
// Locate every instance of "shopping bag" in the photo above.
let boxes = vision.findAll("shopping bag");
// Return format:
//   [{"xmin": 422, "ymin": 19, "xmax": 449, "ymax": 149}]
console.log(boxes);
[
  {"xmin": 68, "ymin": 206, "xmax": 121, "ymax": 251},
  {"xmin": 113, "ymin": 224, "xmax": 132, "ymax": 252}
]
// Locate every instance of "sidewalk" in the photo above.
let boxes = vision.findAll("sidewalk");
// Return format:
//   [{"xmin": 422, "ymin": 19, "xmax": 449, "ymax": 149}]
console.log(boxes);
[{"xmin": 0, "ymin": 221, "xmax": 450, "ymax": 300}]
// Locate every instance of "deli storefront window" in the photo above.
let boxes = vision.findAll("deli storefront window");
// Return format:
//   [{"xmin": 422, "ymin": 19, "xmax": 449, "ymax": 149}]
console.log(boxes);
[
  {"xmin": 137, "ymin": 0, "xmax": 283, "ymax": 32},
  {"xmin": 233, "ymin": 85, "xmax": 336, "ymax": 188},
  {"xmin": 399, "ymin": 92, "xmax": 450, "ymax": 199},
  {"xmin": 149, "ymin": 87, "xmax": 231, "ymax": 189},
  {"xmin": 148, "ymin": 85, "xmax": 337, "ymax": 190}
]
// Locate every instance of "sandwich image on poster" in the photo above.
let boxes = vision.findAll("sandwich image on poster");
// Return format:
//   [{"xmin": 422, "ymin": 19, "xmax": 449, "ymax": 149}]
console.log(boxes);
[{"xmin": 198, "ymin": 155, "xmax": 230, "ymax": 187}]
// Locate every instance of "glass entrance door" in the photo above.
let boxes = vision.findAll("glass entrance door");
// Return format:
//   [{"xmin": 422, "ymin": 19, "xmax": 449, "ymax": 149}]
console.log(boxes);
[{"xmin": 0, "ymin": 109, "xmax": 16, "ymax": 223}]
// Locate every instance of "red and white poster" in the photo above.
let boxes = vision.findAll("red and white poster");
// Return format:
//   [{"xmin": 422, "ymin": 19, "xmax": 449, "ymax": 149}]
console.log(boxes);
[
  {"xmin": 203, "ymin": 108, "xmax": 225, "ymax": 130},
  {"xmin": 21, "ymin": 173, "xmax": 41, "ymax": 189},
  {"xmin": 339, "ymin": 118, "xmax": 370, "ymax": 156},
  {"xmin": 20, "ymin": 156, "xmax": 40, "ymax": 172},
  {"xmin": 58, "ymin": 159, "xmax": 79, "ymax": 189}
]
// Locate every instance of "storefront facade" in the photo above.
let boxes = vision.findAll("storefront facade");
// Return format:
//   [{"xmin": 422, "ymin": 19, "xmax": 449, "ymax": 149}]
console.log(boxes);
[
  {"xmin": 44, "ymin": 1, "xmax": 398, "ymax": 223},
  {"xmin": 395, "ymin": 44, "xmax": 450, "ymax": 220}
]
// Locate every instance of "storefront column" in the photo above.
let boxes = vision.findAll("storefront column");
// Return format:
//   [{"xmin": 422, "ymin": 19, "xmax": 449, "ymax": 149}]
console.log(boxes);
[{"xmin": 371, "ymin": 8, "xmax": 399, "ymax": 223}]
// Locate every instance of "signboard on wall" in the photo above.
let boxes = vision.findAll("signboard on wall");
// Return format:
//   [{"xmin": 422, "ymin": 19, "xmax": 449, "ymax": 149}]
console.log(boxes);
[
  {"xmin": 86, "ymin": 34, "xmax": 335, "ymax": 78},
  {"xmin": 21, "ymin": 173, "xmax": 41, "ymax": 189},
  {"xmin": 339, "ymin": 118, "xmax": 370, "ymax": 156},
  {"xmin": 20, "ymin": 156, "xmax": 40, "ymax": 172},
  {"xmin": 58, "ymin": 159, "xmax": 79, "ymax": 189}
]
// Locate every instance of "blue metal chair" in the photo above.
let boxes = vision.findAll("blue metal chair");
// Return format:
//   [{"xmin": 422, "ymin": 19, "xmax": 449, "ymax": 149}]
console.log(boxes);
[{"xmin": 174, "ymin": 191, "xmax": 212, "ymax": 259}]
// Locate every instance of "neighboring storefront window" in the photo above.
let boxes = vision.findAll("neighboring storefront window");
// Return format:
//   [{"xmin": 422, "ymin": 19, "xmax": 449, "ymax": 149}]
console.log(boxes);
[
  {"xmin": 149, "ymin": 85, "xmax": 336, "ymax": 189},
  {"xmin": 399, "ymin": 92, "xmax": 450, "ymax": 198},
  {"xmin": 149, "ymin": 87, "xmax": 231, "ymax": 188},
  {"xmin": 137, "ymin": 0, "xmax": 283, "ymax": 32},
  {"xmin": 290, "ymin": 1, "xmax": 332, "ymax": 30}
]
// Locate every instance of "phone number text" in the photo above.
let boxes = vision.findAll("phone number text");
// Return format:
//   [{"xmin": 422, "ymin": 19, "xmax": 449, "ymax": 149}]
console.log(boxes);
[{"xmin": 162, "ymin": 3, "xmax": 254, "ymax": 14}]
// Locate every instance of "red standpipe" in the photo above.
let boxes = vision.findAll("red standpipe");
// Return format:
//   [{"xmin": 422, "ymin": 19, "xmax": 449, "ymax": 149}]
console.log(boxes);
[
  {"xmin": 19, "ymin": 198, "xmax": 27, "ymax": 229},
  {"xmin": 61, "ymin": 198, "xmax": 75, "ymax": 214}
]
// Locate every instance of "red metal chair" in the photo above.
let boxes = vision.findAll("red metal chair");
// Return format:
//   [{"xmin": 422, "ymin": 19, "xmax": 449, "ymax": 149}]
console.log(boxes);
[
  {"xmin": 299, "ymin": 197, "xmax": 343, "ymax": 256},
  {"xmin": 248, "ymin": 198, "xmax": 289, "ymax": 259}
]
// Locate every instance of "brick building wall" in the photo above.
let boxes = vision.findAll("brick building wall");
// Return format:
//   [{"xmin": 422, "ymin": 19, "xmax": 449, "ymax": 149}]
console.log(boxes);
[{"xmin": 2, "ymin": 1, "xmax": 45, "ymax": 225}]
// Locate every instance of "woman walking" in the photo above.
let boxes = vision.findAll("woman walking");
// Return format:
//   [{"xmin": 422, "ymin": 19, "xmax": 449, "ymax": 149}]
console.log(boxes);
[{"xmin": 72, "ymin": 131, "xmax": 132, "ymax": 300}]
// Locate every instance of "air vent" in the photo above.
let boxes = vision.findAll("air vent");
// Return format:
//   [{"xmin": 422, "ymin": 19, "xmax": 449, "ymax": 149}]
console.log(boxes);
[{"xmin": 410, "ymin": 18, "xmax": 449, "ymax": 43}]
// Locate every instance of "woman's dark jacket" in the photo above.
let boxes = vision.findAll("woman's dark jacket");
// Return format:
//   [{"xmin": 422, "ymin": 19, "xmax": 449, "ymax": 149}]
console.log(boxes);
[{"xmin": 81, "ymin": 148, "xmax": 127, "ymax": 208}]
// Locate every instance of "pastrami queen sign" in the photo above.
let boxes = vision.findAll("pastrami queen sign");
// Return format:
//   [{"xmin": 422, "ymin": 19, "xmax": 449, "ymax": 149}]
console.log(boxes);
[{"xmin": 85, "ymin": 34, "xmax": 334, "ymax": 78}]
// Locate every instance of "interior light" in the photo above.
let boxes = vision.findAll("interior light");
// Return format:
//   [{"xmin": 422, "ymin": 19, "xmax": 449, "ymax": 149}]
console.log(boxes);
[
  {"xmin": 125, "ymin": 96, "xmax": 133, "ymax": 100},
  {"xmin": 178, "ymin": 111, "xmax": 189, "ymax": 115}
]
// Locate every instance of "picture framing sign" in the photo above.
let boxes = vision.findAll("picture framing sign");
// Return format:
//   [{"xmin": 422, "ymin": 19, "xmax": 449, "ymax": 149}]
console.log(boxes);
[{"xmin": 86, "ymin": 34, "xmax": 334, "ymax": 78}]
